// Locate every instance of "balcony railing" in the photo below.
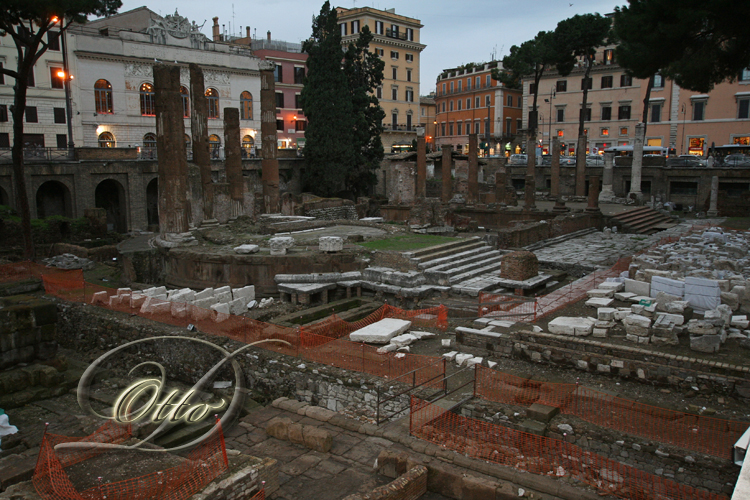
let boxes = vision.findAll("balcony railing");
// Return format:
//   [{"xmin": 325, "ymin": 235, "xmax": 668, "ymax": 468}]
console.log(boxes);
[
  {"xmin": 0, "ymin": 147, "xmax": 75, "ymax": 162},
  {"xmin": 383, "ymin": 123, "xmax": 415, "ymax": 132},
  {"xmin": 385, "ymin": 29, "xmax": 408, "ymax": 40}
]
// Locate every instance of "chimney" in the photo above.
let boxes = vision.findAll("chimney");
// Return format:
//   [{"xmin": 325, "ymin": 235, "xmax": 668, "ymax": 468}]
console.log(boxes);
[
  {"xmin": 267, "ymin": 30, "xmax": 271, "ymax": 41},
  {"xmin": 212, "ymin": 17, "xmax": 220, "ymax": 41},
  {"xmin": 246, "ymin": 26, "xmax": 250, "ymax": 38}
]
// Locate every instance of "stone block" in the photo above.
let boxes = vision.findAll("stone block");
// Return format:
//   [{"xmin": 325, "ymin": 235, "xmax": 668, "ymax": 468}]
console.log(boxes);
[
  {"xmin": 690, "ymin": 334, "xmax": 721, "ymax": 353},
  {"xmin": 597, "ymin": 308, "xmax": 616, "ymax": 321},
  {"xmin": 548, "ymin": 317, "xmax": 596, "ymax": 336},
  {"xmin": 349, "ymin": 318, "xmax": 412, "ymax": 344},
  {"xmin": 585, "ymin": 297, "xmax": 614, "ymax": 308},
  {"xmin": 390, "ymin": 334, "xmax": 418, "ymax": 347},
  {"xmin": 520, "ymin": 419, "xmax": 547, "ymax": 436},
  {"xmin": 465, "ymin": 357, "xmax": 483, "ymax": 367},
  {"xmin": 287, "ymin": 423, "xmax": 304, "ymax": 445},
  {"xmin": 232, "ymin": 285, "xmax": 255, "ymax": 302},
  {"xmin": 265, "ymin": 416, "xmax": 292, "ymax": 440},
  {"xmin": 140, "ymin": 296, "xmax": 171, "ymax": 315},
  {"xmin": 190, "ymin": 305, "xmax": 212, "ymax": 321},
  {"xmin": 614, "ymin": 308, "xmax": 632, "ymax": 321},
  {"xmin": 116, "ymin": 287, "xmax": 132, "ymax": 296},
  {"xmin": 234, "ymin": 244, "xmax": 260, "ymax": 254},
  {"xmin": 170, "ymin": 301, "xmax": 188, "ymax": 319},
  {"xmin": 587, "ymin": 289, "xmax": 614, "ymax": 298},
  {"xmin": 614, "ymin": 291, "xmax": 636, "ymax": 301},
  {"xmin": 210, "ymin": 302, "xmax": 230, "ymax": 322},
  {"xmin": 721, "ymin": 292, "xmax": 740, "ymax": 311},
  {"xmin": 731, "ymin": 315, "xmax": 749, "ymax": 329},
  {"xmin": 687, "ymin": 319, "xmax": 719, "ymax": 335},
  {"xmin": 130, "ymin": 293, "xmax": 147, "ymax": 309},
  {"xmin": 455, "ymin": 353, "xmax": 474, "ymax": 366},
  {"xmin": 654, "ymin": 291, "xmax": 682, "ymax": 312},
  {"xmin": 442, "ymin": 351, "xmax": 458, "ymax": 361},
  {"xmin": 623, "ymin": 314, "xmax": 651, "ymax": 336},
  {"xmin": 599, "ymin": 282, "xmax": 625, "ymax": 292},
  {"xmin": 215, "ymin": 285, "xmax": 231, "ymax": 295},
  {"xmin": 303, "ymin": 426, "xmax": 332, "ymax": 452},
  {"xmin": 91, "ymin": 291, "xmax": 108, "ymax": 306},
  {"xmin": 624, "ymin": 278, "xmax": 650, "ymax": 296},
  {"xmin": 194, "ymin": 288, "xmax": 215, "ymax": 301},
  {"xmin": 215, "ymin": 291, "xmax": 232, "ymax": 304},
  {"xmin": 108, "ymin": 295, "xmax": 122, "ymax": 308},
  {"xmin": 665, "ymin": 301, "xmax": 690, "ymax": 314},
  {"xmin": 319, "ymin": 236, "xmax": 344, "ymax": 252},
  {"xmin": 193, "ymin": 296, "xmax": 218, "ymax": 309},
  {"xmin": 655, "ymin": 312, "xmax": 684, "ymax": 326},
  {"xmin": 169, "ymin": 289, "xmax": 195, "ymax": 303},
  {"xmin": 526, "ymin": 403, "xmax": 559, "ymax": 423},
  {"xmin": 143, "ymin": 286, "xmax": 167, "ymax": 297},
  {"xmin": 270, "ymin": 236, "xmax": 295, "ymax": 255},
  {"xmin": 228, "ymin": 297, "xmax": 246, "ymax": 316}
]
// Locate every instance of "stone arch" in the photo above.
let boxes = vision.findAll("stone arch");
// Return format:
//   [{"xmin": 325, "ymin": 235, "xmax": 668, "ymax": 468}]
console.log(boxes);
[
  {"xmin": 95, "ymin": 179, "xmax": 127, "ymax": 232},
  {"xmin": 0, "ymin": 185, "xmax": 9, "ymax": 207},
  {"xmin": 36, "ymin": 180, "xmax": 72, "ymax": 218},
  {"xmin": 146, "ymin": 177, "xmax": 159, "ymax": 228}
]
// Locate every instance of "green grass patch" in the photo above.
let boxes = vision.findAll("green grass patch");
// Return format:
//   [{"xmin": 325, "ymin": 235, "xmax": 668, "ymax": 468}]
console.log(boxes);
[
  {"xmin": 723, "ymin": 217, "xmax": 750, "ymax": 230},
  {"xmin": 358, "ymin": 234, "xmax": 460, "ymax": 251}
]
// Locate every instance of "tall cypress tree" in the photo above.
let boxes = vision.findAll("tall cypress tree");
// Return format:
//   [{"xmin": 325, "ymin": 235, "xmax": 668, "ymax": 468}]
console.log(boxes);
[
  {"xmin": 343, "ymin": 25, "xmax": 384, "ymax": 197},
  {"xmin": 300, "ymin": 2, "xmax": 354, "ymax": 197}
]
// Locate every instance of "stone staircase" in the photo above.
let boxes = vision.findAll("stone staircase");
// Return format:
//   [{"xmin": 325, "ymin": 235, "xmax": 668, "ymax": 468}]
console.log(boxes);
[{"xmin": 610, "ymin": 206, "xmax": 678, "ymax": 235}]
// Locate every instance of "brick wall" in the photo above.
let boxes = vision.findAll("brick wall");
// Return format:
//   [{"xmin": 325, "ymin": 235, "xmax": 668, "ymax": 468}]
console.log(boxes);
[
  {"xmin": 500, "ymin": 251, "xmax": 538, "ymax": 281},
  {"xmin": 495, "ymin": 213, "xmax": 602, "ymax": 248},
  {"xmin": 193, "ymin": 457, "xmax": 279, "ymax": 500},
  {"xmin": 342, "ymin": 466, "xmax": 427, "ymax": 500},
  {"xmin": 75, "ymin": 147, "xmax": 138, "ymax": 160}
]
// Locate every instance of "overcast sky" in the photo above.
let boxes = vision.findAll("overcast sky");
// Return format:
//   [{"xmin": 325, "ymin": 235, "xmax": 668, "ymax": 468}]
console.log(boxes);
[{"xmin": 113, "ymin": 0, "xmax": 621, "ymax": 93}]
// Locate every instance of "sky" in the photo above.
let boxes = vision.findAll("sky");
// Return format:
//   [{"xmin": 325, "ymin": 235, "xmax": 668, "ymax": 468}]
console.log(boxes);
[{"xmin": 112, "ymin": 0, "xmax": 621, "ymax": 93}]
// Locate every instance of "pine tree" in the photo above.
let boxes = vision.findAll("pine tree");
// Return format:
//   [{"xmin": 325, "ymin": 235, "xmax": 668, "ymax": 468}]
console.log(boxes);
[
  {"xmin": 343, "ymin": 25, "xmax": 384, "ymax": 197},
  {"xmin": 300, "ymin": 2, "xmax": 354, "ymax": 197}
]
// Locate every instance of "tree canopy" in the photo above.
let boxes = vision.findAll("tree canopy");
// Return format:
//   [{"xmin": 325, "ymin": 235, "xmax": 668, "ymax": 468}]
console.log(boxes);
[
  {"xmin": 614, "ymin": 0, "xmax": 750, "ymax": 94},
  {"xmin": 0, "ymin": 0, "xmax": 121, "ymax": 259}
]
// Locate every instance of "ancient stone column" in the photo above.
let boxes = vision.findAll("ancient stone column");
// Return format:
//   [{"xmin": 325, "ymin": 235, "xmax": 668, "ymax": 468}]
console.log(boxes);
[
  {"xmin": 153, "ymin": 64, "xmax": 194, "ymax": 247},
  {"xmin": 224, "ymin": 107, "xmax": 244, "ymax": 219},
  {"xmin": 441, "ymin": 145, "xmax": 453, "ymax": 203},
  {"xmin": 495, "ymin": 167, "xmax": 507, "ymax": 205},
  {"xmin": 707, "ymin": 175, "xmax": 719, "ymax": 217},
  {"xmin": 628, "ymin": 122, "xmax": 645, "ymax": 204},
  {"xmin": 260, "ymin": 62, "xmax": 280, "ymax": 214},
  {"xmin": 468, "ymin": 134, "xmax": 479, "ymax": 204},
  {"xmin": 524, "ymin": 174, "xmax": 536, "ymax": 210},
  {"xmin": 416, "ymin": 135, "xmax": 426, "ymax": 198},
  {"xmin": 586, "ymin": 175, "xmax": 601, "ymax": 214},
  {"xmin": 599, "ymin": 152, "xmax": 615, "ymax": 203},
  {"xmin": 575, "ymin": 133, "xmax": 587, "ymax": 196},
  {"xmin": 526, "ymin": 136, "xmax": 536, "ymax": 176},
  {"xmin": 550, "ymin": 137, "xmax": 568, "ymax": 213},
  {"xmin": 189, "ymin": 63, "xmax": 216, "ymax": 227}
]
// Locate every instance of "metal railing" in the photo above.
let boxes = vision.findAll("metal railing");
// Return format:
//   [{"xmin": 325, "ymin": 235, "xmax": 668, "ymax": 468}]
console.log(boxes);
[{"xmin": 0, "ymin": 147, "xmax": 75, "ymax": 162}]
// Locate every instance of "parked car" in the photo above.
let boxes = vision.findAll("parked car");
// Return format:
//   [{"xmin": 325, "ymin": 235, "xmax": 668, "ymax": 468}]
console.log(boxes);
[
  {"xmin": 677, "ymin": 154, "xmax": 706, "ymax": 167},
  {"xmin": 508, "ymin": 154, "xmax": 528, "ymax": 165},
  {"xmin": 666, "ymin": 156, "xmax": 704, "ymax": 167},
  {"xmin": 724, "ymin": 154, "xmax": 750, "ymax": 167},
  {"xmin": 586, "ymin": 154, "xmax": 604, "ymax": 166}
]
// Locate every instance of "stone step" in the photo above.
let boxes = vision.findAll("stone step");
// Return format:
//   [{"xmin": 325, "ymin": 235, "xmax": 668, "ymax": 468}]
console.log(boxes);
[
  {"xmin": 407, "ymin": 237, "xmax": 485, "ymax": 264},
  {"xmin": 420, "ymin": 246, "xmax": 500, "ymax": 272},
  {"xmin": 448, "ymin": 257, "xmax": 506, "ymax": 285},
  {"xmin": 612, "ymin": 207, "xmax": 677, "ymax": 235},
  {"xmin": 450, "ymin": 275, "xmax": 506, "ymax": 296},
  {"xmin": 524, "ymin": 227, "xmax": 599, "ymax": 251},
  {"xmin": 425, "ymin": 254, "xmax": 504, "ymax": 285}
]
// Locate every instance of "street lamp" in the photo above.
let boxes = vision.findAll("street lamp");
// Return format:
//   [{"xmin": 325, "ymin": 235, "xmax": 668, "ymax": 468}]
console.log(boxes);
[
  {"xmin": 57, "ymin": 15, "xmax": 75, "ymax": 149},
  {"xmin": 544, "ymin": 87, "xmax": 555, "ymax": 154}
]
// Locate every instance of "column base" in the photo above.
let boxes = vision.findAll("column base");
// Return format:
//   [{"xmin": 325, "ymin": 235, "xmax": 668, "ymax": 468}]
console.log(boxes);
[
  {"xmin": 585, "ymin": 207, "xmax": 602, "ymax": 214},
  {"xmin": 154, "ymin": 232, "xmax": 198, "ymax": 248},
  {"xmin": 200, "ymin": 218, "xmax": 220, "ymax": 228},
  {"xmin": 552, "ymin": 201, "xmax": 569, "ymax": 213},
  {"xmin": 627, "ymin": 191, "xmax": 644, "ymax": 205},
  {"xmin": 707, "ymin": 210, "xmax": 719, "ymax": 217}
]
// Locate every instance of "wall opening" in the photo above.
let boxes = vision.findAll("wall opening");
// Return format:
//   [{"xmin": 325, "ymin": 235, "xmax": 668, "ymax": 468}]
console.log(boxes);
[
  {"xmin": 146, "ymin": 178, "xmax": 159, "ymax": 228},
  {"xmin": 36, "ymin": 180, "xmax": 72, "ymax": 218},
  {"xmin": 95, "ymin": 179, "xmax": 127, "ymax": 232}
]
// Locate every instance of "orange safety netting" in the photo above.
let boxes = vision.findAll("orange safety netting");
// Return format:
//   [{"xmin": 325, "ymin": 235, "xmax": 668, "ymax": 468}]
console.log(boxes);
[
  {"xmin": 474, "ymin": 365, "xmax": 747, "ymax": 460},
  {"xmin": 249, "ymin": 490, "xmax": 265, "ymax": 500},
  {"xmin": 33, "ymin": 420, "xmax": 228, "ymax": 500},
  {"xmin": 409, "ymin": 396, "xmax": 728, "ymax": 500}
]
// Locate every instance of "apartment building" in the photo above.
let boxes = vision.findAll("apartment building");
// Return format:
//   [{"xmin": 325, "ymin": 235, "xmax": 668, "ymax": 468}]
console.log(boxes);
[
  {"xmin": 419, "ymin": 93, "xmax": 436, "ymax": 151},
  {"xmin": 434, "ymin": 61, "xmax": 523, "ymax": 155},
  {"xmin": 522, "ymin": 46, "xmax": 750, "ymax": 156},
  {"xmin": 336, "ymin": 6, "xmax": 425, "ymax": 152}
]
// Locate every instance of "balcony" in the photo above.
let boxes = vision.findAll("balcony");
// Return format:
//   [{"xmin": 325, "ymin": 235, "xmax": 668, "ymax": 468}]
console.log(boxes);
[
  {"xmin": 383, "ymin": 123, "xmax": 415, "ymax": 132},
  {"xmin": 385, "ymin": 29, "xmax": 407, "ymax": 40},
  {"xmin": 0, "ymin": 147, "xmax": 75, "ymax": 162}
]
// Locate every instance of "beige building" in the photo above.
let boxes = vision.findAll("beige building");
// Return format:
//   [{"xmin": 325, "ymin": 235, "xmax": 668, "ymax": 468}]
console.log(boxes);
[
  {"xmin": 336, "ymin": 6, "xmax": 425, "ymax": 152},
  {"xmin": 522, "ymin": 46, "xmax": 750, "ymax": 156}
]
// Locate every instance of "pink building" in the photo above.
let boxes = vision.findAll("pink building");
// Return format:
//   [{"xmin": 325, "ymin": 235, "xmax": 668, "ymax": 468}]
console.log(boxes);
[{"xmin": 523, "ymin": 47, "xmax": 750, "ymax": 156}]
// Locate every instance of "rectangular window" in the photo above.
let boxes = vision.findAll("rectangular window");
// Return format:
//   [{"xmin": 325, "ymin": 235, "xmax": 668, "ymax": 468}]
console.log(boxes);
[
  {"xmin": 485, "ymin": 95, "xmax": 491, "ymax": 106},
  {"xmin": 294, "ymin": 66, "xmax": 305, "ymax": 84},
  {"xmin": 406, "ymin": 28, "xmax": 413, "ymax": 41},
  {"xmin": 340, "ymin": 23, "xmax": 347, "ymax": 36},
  {"xmin": 441, "ymin": 102, "xmax": 445, "ymax": 112},
  {"xmin": 475, "ymin": 121, "xmax": 480, "ymax": 134},
  {"xmin": 449, "ymin": 100, "xmax": 453, "ymax": 111},
  {"xmin": 0, "ymin": 63, "xmax": 4, "ymax": 84},
  {"xmin": 392, "ymin": 113, "xmax": 397, "ymax": 129},
  {"xmin": 275, "ymin": 92, "xmax": 284, "ymax": 108},
  {"xmin": 441, "ymin": 122, "xmax": 446, "ymax": 136},
  {"xmin": 351, "ymin": 20, "xmax": 360, "ymax": 34},
  {"xmin": 457, "ymin": 80, "xmax": 462, "ymax": 91},
  {"xmin": 406, "ymin": 69, "xmax": 412, "ymax": 82},
  {"xmin": 376, "ymin": 86, "xmax": 382, "ymax": 99},
  {"xmin": 739, "ymin": 99, "xmax": 750, "ymax": 119},
  {"xmin": 392, "ymin": 67, "xmax": 397, "ymax": 80},
  {"xmin": 375, "ymin": 21, "xmax": 384, "ymax": 35},
  {"xmin": 486, "ymin": 74, "xmax": 491, "ymax": 86},
  {"xmin": 556, "ymin": 108, "xmax": 564, "ymax": 122},
  {"xmin": 507, "ymin": 95, "xmax": 512, "ymax": 106},
  {"xmin": 405, "ymin": 53, "xmax": 413, "ymax": 62},
  {"xmin": 375, "ymin": 48, "xmax": 384, "ymax": 57},
  {"xmin": 475, "ymin": 96, "xmax": 480, "ymax": 108},
  {"xmin": 556, "ymin": 80, "xmax": 567, "ymax": 92},
  {"xmin": 620, "ymin": 127, "xmax": 628, "ymax": 135},
  {"xmin": 618, "ymin": 105, "xmax": 631, "ymax": 120},
  {"xmin": 581, "ymin": 77, "xmax": 592, "ymax": 91},
  {"xmin": 457, "ymin": 122, "xmax": 462, "ymax": 135},
  {"xmin": 53, "ymin": 107, "xmax": 66, "ymax": 123},
  {"xmin": 476, "ymin": 76, "xmax": 480, "ymax": 88},
  {"xmin": 650, "ymin": 103, "xmax": 662, "ymax": 122},
  {"xmin": 390, "ymin": 51, "xmax": 399, "ymax": 59},
  {"xmin": 450, "ymin": 81, "xmax": 454, "ymax": 93},
  {"xmin": 670, "ymin": 181, "xmax": 698, "ymax": 195},
  {"xmin": 620, "ymin": 74, "xmax": 633, "ymax": 87},
  {"xmin": 392, "ymin": 87, "xmax": 398, "ymax": 100},
  {"xmin": 441, "ymin": 83, "xmax": 446, "ymax": 95},
  {"xmin": 603, "ymin": 49, "xmax": 614, "ymax": 65},
  {"xmin": 601, "ymin": 75, "xmax": 613, "ymax": 88},
  {"xmin": 56, "ymin": 134, "xmax": 67, "ymax": 148},
  {"xmin": 466, "ymin": 98, "xmax": 471, "ymax": 109},
  {"xmin": 529, "ymin": 83, "xmax": 536, "ymax": 94},
  {"xmin": 601, "ymin": 127, "xmax": 609, "ymax": 136},
  {"xmin": 50, "ymin": 67, "xmax": 64, "ymax": 89},
  {"xmin": 295, "ymin": 94, "xmax": 302, "ymax": 109},
  {"xmin": 47, "ymin": 31, "xmax": 60, "ymax": 51},
  {"xmin": 391, "ymin": 25, "xmax": 399, "ymax": 36},
  {"xmin": 295, "ymin": 120, "xmax": 306, "ymax": 131},
  {"xmin": 406, "ymin": 114, "xmax": 412, "ymax": 131},
  {"xmin": 601, "ymin": 106, "xmax": 612, "ymax": 120},
  {"xmin": 653, "ymin": 74, "xmax": 664, "ymax": 88},
  {"xmin": 582, "ymin": 107, "xmax": 591, "ymax": 121},
  {"xmin": 0, "ymin": 133, "xmax": 9, "ymax": 148},
  {"xmin": 276, "ymin": 119, "xmax": 284, "ymax": 131},
  {"xmin": 693, "ymin": 101, "xmax": 705, "ymax": 120},
  {"xmin": 449, "ymin": 123, "xmax": 453, "ymax": 136},
  {"xmin": 25, "ymin": 106, "xmax": 38, "ymax": 122},
  {"xmin": 506, "ymin": 117, "xmax": 512, "ymax": 135},
  {"xmin": 466, "ymin": 78, "xmax": 471, "ymax": 90},
  {"xmin": 406, "ymin": 89, "xmax": 414, "ymax": 102},
  {"xmin": 517, "ymin": 119, "xmax": 522, "ymax": 131},
  {"xmin": 274, "ymin": 64, "xmax": 283, "ymax": 83},
  {"xmin": 0, "ymin": 105, "xmax": 7, "ymax": 122}
]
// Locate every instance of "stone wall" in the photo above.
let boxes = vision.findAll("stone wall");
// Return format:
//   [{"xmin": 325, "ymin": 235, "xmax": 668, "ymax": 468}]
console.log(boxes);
[
  {"xmin": 500, "ymin": 251, "xmax": 538, "ymax": 281},
  {"xmin": 494, "ymin": 213, "xmax": 602, "ymax": 249},
  {"xmin": 75, "ymin": 148, "xmax": 138, "ymax": 160},
  {"xmin": 303, "ymin": 199, "xmax": 359, "ymax": 220},
  {"xmin": 0, "ymin": 295, "xmax": 58, "ymax": 370},
  {"xmin": 342, "ymin": 466, "xmax": 427, "ymax": 500},
  {"xmin": 192, "ymin": 456, "xmax": 279, "ymax": 500},
  {"xmin": 456, "ymin": 328, "xmax": 750, "ymax": 395}
]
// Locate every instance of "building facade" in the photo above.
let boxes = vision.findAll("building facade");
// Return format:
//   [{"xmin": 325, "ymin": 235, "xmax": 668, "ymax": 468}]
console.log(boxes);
[
  {"xmin": 419, "ymin": 94, "xmax": 436, "ymax": 151},
  {"xmin": 0, "ymin": 7, "xmax": 263, "ymax": 157},
  {"xmin": 336, "ymin": 6, "xmax": 425, "ymax": 152},
  {"xmin": 434, "ymin": 62, "xmax": 523, "ymax": 155},
  {"xmin": 522, "ymin": 46, "xmax": 750, "ymax": 156}
]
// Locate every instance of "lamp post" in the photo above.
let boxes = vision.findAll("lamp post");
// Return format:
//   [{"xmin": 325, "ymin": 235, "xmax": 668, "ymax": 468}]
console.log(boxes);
[
  {"xmin": 680, "ymin": 103, "xmax": 687, "ymax": 155},
  {"xmin": 543, "ymin": 87, "xmax": 555, "ymax": 154},
  {"xmin": 484, "ymin": 101, "xmax": 491, "ymax": 157},
  {"xmin": 58, "ymin": 16, "xmax": 75, "ymax": 149}
]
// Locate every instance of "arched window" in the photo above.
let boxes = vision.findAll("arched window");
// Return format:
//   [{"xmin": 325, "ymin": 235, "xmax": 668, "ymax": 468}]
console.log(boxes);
[
  {"xmin": 184, "ymin": 133, "xmax": 191, "ymax": 151},
  {"xmin": 143, "ymin": 132, "xmax": 157, "ymax": 148},
  {"xmin": 98, "ymin": 131, "xmax": 115, "ymax": 148},
  {"xmin": 206, "ymin": 88, "xmax": 219, "ymax": 119},
  {"xmin": 94, "ymin": 79, "xmax": 113, "ymax": 114},
  {"xmin": 242, "ymin": 135, "xmax": 255, "ymax": 158},
  {"xmin": 140, "ymin": 83, "xmax": 155, "ymax": 116},
  {"xmin": 209, "ymin": 134, "xmax": 221, "ymax": 158},
  {"xmin": 240, "ymin": 91, "xmax": 253, "ymax": 120},
  {"xmin": 180, "ymin": 86, "xmax": 190, "ymax": 117}
]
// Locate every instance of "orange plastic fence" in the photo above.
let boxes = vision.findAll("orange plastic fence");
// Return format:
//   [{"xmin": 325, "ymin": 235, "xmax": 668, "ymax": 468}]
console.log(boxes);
[
  {"xmin": 474, "ymin": 365, "xmax": 747, "ymax": 461},
  {"xmin": 249, "ymin": 490, "xmax": 265, "ymax": 500},
  {"xmin": 33, "ymin": 420, "xmax": 228, "ymax": 500},
  {"xmin": 409, "ymin": 396, "xmax": 728, "ymax": 500}
]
